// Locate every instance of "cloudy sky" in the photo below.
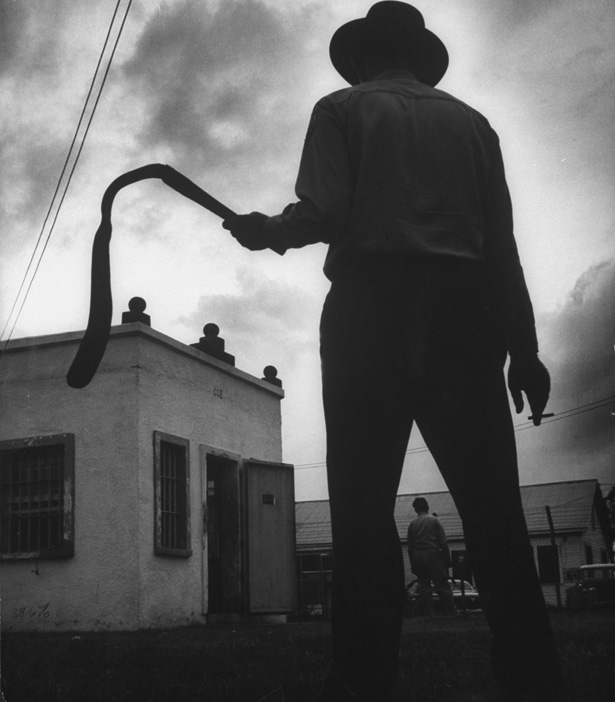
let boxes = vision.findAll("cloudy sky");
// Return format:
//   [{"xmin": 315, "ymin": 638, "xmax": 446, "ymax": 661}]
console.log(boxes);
[{"xmin": 1, "ymin": 0, "xmax": 614, "ymax": 502}]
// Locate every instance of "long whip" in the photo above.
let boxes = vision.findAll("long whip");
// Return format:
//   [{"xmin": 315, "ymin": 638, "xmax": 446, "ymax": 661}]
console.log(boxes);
[{"xmin": 66, "ymin": 163, "xmax": 236, "ymax": 388}]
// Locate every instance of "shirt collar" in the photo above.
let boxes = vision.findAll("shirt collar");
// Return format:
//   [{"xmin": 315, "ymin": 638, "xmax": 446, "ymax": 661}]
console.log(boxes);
[{"xmin": 371, "ymin": 69, "xmax": 419, "ymax": 82}]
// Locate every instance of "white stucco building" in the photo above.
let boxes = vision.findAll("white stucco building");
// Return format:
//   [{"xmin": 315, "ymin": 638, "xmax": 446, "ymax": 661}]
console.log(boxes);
[{"xmin": 0, "ymin": 303, "xmax": 295, "ymax": 632}]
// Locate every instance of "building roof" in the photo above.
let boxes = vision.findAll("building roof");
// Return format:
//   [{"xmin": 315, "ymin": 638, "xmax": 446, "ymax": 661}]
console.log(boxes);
[
  {"xmin": 1, "ymin": 323, "xmax": 284, "ymax": 398},
  {"xmin": 295, "ymin": 479, "xmax": 605, "ymax": 551}
]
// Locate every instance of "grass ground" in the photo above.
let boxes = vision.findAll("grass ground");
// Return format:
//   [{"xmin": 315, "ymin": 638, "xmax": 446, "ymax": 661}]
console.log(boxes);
[{"xmin": 1, "ymin": 610, "xmax": 613, "ymax": 702}]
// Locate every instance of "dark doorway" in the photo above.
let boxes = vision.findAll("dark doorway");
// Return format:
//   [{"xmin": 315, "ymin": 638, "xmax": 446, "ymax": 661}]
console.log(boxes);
[
  {"xmin": 451, "ymin": 549, "xmax": 474, "ymax": 584},
  {"xmin": 206, "ymin": 454, "xmax": 242, "ymax": 614}
]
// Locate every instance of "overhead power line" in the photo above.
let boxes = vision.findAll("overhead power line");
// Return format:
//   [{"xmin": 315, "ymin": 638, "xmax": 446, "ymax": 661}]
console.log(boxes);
[
  {"xmin": 514, "ymin": 396, "xmax": 615, "ymax": 433},
  {"xmin": 0, "ymin": 0, "xmax": 134, "ymax": 350},
  {"xmin": 294, "ymin": 394, "xmax": 615, "ymax": 470}
]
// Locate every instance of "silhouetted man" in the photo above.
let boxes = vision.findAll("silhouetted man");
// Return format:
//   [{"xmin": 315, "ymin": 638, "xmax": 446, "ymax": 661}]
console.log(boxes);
[
  {"xmin": 407, "ymin": 497, "xmax": 456, "ymax": 615},
  {"xmin": 224, "ymin": 3, "xmax": 564, "ymax": 700}
]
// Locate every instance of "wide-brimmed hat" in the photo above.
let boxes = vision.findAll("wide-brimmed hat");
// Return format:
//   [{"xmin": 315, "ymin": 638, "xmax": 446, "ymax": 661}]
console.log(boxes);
[{"xmin": 329, "ymin": 2, "xmax": 448, "ymax": 87}]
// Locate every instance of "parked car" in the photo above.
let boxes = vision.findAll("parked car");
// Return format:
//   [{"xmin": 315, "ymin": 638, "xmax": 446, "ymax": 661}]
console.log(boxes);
[
  {"xmin": 406, "ymin": 577, "xmax": 481, "ymax": 615},
  {"xmin": 565, "ymin": 563, "xmax": 615, "ymax": 610},
  {"xmin": 449, "ymin": 578, "xmax": 481, "ymax": 610}
]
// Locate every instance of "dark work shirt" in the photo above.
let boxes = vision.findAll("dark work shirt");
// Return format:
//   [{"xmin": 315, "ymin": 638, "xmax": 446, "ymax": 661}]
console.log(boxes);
[{"xmin": 265, "ymin": 70, "xmax": 539, "ymax": 356}]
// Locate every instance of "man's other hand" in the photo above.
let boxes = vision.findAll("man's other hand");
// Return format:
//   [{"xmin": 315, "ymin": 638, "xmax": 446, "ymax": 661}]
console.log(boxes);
[
  {"xmin": 223, "ymin": 212, "xmax": 270, "ymax": 250},
  {"xmin": 507, "ymin": 354, "xmax": 551, "ymax": 426}
]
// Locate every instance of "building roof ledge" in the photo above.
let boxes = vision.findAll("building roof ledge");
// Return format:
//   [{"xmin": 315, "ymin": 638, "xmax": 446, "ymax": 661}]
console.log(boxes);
[{"xmin": 1, "ymin": 323, "xmax": 284, "ymax": 398}]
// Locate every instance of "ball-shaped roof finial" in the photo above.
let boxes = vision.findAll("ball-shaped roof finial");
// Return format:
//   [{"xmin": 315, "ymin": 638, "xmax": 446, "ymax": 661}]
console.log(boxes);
[
  {"xmin": 128, "ymin": 296, "xmax": 147, "ymax": 314},
  {"xmin": 203, "ymin": 323, "xmax": 220, "ymax": 337}
]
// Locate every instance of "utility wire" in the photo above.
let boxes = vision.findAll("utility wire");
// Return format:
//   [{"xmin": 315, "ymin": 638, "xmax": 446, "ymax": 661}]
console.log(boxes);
[
  {"xmin": 0, "ymin": 0, "xmax": 133, "ymax": 350},
  {"xmin": 294, "ymin": 394, "xmax": 615, "ymax": 470},
  {"xmin": 7, "ymin": 0, "xmax": 134, "ymax": 344},
  {"xmin": 0, "ymin": 0, "xmax": 124, "ymax": 345},
  {"xmin": 514, "ymin": 399, "xmax": 615, "ymax": 433},
  {"xmin": 299, "ymin": 493, "xmax": 605, "ymax": 518}
]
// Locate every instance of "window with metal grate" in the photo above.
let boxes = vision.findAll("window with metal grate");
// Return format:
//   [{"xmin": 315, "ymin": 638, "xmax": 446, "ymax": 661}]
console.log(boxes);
[
  {"xmin": 0, "ymin": 434, "xmax": 74, "ymax": 559},
  {"xmin": 153, "ymin": 431, "xmax": 191, "ymax": 557}
]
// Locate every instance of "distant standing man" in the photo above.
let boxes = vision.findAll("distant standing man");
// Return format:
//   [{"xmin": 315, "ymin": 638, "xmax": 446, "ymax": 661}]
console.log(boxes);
[
  {"xmin": 223, "ymin": 2, "xmax": 564, "ymax": 701},
  {"xmin": 407, "ymin": 497, "xmax": 456, "ymax": 614}
]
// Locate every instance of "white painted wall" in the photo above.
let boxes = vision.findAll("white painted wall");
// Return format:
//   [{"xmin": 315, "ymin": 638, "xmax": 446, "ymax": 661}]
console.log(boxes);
[{"xmin": 0, "ymin": 323, "xmax": 284, "ymax": 632}]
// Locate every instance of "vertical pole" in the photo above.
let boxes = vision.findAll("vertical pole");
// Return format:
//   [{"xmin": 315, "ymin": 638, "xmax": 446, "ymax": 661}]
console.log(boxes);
[
  {"xmin": 458, "ymin": 555, "xmax": 467, "ymax": 616},
  {"xmin": 545, "ymin": 505, "xmax": 562, "ymax": 609}
]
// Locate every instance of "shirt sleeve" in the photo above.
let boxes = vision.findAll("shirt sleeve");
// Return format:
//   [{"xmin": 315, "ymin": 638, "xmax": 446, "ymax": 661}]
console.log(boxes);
[
  {"xmin": 264, "ymin": 101, "xmax": 355, "ymax": 253},
  {"xmin": 481, "ymin": 129, "xmax": 539, "ymax": 358}
]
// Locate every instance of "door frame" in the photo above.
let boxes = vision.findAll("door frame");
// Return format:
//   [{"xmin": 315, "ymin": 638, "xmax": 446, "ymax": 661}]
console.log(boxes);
[{"xmin": 199, "ymin": 445, "xmax": 242, "ymax": 616}]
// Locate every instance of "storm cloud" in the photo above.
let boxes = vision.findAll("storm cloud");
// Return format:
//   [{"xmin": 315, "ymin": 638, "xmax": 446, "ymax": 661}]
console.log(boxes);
[
  {"xmin": 513, "ymin": 261, "xmax": 615, "ymax": 486},
  {"xmin": 121, "ymin": 0, "xmax": 331, "ymax": 205},
  {"xmin": 1, "ymin": 0, "xmax": 614, "ymax": 498},
  {"xmin": 178, "ymin": 264, "xmax": 320, "ymax": 374},
  {"xmin": 541, "ymin": 260, "xmax": 615, "ymax": 419},
  {"xmin": 0, "ymin": 0, "xmax": 127, "ymax": 240}
]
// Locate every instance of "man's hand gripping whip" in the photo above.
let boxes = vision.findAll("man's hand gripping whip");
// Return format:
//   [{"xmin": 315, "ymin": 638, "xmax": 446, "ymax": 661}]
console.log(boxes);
[{"xmin": 66, "ymin": 163, "xmax": 235, "ymax": 389}]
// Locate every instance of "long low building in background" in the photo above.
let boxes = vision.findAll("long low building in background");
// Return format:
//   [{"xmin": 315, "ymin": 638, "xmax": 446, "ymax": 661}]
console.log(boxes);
[{"xmin": 295, "ymin": 478, "xmax": 613, "ymax": 617}]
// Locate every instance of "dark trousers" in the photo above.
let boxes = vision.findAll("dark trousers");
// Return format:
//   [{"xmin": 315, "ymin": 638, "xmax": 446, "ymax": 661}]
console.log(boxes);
[
  {"xmin": 411, "ymin": 548, "xmax": 456, "ymax": 614},
  {"xmin": 320, "ymin": 259, "xmax": 562, "ymax": 700}
]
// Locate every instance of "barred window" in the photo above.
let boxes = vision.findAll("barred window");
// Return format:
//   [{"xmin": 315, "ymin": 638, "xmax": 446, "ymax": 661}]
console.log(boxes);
[
  {"xmin": 0, "ymin": 434, "xmax": 75, "ymax": 559},
  {"xmin": 153, "ymin": 431, "xmax": 191, "ymax": 557},
  {"xmin": 296, "ymin": 552, "xmax": 333, "ymax": 617}
]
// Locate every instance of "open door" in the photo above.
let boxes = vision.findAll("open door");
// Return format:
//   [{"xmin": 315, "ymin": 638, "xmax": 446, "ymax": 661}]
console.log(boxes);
[
  {"xmin": 244, "ymin": 460, "xmax": 296, "ymax": 613},
  {"xmin": 202, "ymin": 450, "xmax": 242, "ymax": 616}
]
